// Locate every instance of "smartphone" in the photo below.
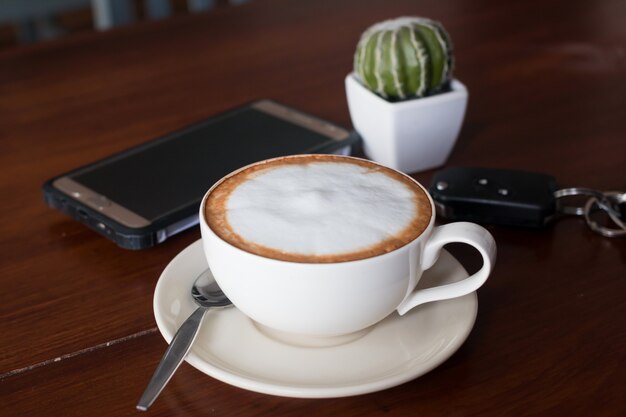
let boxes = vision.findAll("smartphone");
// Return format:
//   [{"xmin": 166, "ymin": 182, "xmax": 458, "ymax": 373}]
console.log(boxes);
[{"xmin": 43, "ymin": 100, "xmax": 358, "ymax": 249}]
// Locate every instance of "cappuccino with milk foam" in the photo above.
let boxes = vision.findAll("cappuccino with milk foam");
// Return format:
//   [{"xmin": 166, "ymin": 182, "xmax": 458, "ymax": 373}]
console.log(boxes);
[{"xmin": 204, "ymin": 155, "xmax": 432, "ymax": 263}]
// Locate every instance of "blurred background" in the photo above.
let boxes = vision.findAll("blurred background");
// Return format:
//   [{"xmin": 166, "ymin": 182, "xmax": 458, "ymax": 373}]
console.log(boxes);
[{"xmin": 0, "ymin": 0, "xmax": 250, "ymax": 50}]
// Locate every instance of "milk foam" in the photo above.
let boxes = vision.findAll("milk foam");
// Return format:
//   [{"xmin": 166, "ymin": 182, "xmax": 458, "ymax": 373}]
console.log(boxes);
[{"xmin": 224, "ymin": 161, "xmax": 419, "ymax": 257}]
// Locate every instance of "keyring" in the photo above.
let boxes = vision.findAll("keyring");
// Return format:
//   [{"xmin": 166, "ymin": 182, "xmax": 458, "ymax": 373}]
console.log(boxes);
[
  {"xmin": 555, "ymin": 187, "xmax": 621, "ymax": 219},
  {"xmin": 584, "ymin": 192, "xmax": 626, "ymax": 238}
]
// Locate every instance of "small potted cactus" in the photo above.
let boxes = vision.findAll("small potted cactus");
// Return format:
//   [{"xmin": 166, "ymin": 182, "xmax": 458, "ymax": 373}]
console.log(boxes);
[{"xmin": 345, "ymin": 17, "xmax": 468, "ymax": 173}]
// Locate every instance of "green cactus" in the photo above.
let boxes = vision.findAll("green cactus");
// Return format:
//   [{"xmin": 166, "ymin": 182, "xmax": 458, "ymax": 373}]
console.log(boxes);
[{"xmin": 354, "ymin": 17, "xmax": 454, "ymax": 100}]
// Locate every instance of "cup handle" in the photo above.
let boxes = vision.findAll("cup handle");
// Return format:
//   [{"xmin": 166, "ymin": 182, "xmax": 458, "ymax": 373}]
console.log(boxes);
[{"xmin": 397, "ymin": 222, "xmax": 496, "ymax": 315}]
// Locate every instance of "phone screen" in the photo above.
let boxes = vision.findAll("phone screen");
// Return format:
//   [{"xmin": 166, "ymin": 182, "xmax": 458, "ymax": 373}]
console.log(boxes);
[{"xmin": 66, "ymin": 105, "xmax": 349, "ymax": 222}]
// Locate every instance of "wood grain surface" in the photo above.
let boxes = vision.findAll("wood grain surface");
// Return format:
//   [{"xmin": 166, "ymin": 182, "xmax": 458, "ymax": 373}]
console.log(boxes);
[{"xmin": 1, "ymin": 0, "xmax": 625, "ymax": 416}]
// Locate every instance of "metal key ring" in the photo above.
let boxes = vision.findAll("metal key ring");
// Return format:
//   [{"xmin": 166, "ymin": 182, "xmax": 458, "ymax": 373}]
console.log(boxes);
[
  {"xmin": 554, "ymin": 188, "xmax": 606, "ymax": 216},
  {"xmin": 584, "ymin": 192, "xmax": 626, "ymax": 238}
]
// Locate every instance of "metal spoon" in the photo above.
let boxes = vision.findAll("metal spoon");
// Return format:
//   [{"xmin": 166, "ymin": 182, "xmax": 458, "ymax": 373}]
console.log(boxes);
[{"xmin": 137, "ymin": 269, "xmax": 232, "ymax": 411}]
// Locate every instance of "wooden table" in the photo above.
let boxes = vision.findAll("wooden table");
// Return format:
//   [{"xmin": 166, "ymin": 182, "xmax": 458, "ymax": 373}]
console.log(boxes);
[{"xmin": 1, "ymin": 0, "xmax": 625, "ymax": 415}]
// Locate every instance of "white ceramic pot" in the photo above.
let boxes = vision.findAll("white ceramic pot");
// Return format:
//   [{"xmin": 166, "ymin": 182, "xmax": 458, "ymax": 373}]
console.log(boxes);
[{"xmin": 345, "ymin": 74, "xmax": 468, "ymax": 174}]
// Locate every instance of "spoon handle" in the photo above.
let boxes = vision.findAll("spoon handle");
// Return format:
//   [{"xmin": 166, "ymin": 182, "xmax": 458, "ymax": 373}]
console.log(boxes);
[{"xmin": 137, "ymin": 307, "xmax": 207, "ymax": 411}]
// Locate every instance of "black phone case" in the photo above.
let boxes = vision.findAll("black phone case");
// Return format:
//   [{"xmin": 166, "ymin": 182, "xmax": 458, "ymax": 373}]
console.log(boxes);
[
  {"xmin": 42, "ymin": 181, "xmax": 190, "ymax": 250},
  {"xmin": 42, "ymin": 100, "xmax": 360, "ymax": 250}
]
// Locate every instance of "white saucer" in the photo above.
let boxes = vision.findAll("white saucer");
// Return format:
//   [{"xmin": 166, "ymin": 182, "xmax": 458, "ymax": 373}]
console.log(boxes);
[{"xmin": 153, "ymin": 240, "xmax": 477, "ymax": 398}]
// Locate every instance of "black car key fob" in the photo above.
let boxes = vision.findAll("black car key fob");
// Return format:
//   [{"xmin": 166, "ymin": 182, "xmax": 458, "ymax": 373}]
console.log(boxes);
[{"xmin": 429, "ymin": 167, "xmax": 559, "ymax": 228}]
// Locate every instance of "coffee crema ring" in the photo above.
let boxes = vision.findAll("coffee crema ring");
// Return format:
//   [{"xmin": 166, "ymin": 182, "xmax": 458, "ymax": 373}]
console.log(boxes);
[{"xmin": 204, "ymin": 154, "xmax": 432, "ymax": 263}]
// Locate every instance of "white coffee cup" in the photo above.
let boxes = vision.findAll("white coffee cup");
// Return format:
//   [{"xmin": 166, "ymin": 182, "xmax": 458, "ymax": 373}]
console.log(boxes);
[{"xmin": 199, "ymin": 155, "xmax": 496, "ymax": 343}]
